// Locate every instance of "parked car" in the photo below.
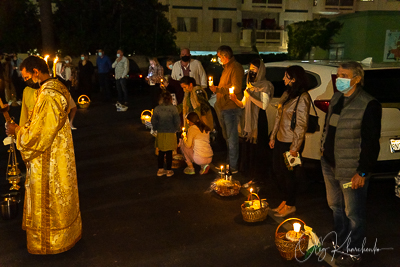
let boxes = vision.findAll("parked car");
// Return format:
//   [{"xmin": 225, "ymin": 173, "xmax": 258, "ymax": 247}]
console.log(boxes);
[{"xmin": 263, "ymin": 60, "xmax": 400, "ymax": 178}]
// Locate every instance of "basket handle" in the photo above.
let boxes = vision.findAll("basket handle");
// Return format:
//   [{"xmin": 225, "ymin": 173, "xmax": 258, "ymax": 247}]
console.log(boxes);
[
  {"xmin": 141, "ymin": 109, "xmax": 153, "ymax": 117},
  {"xmin": 247, "ymin": 192, "xmax": 261, "ymax": 201},
  {"xmin": 275, "ymin": 217, "xmax": 307, "ymax": 237}
]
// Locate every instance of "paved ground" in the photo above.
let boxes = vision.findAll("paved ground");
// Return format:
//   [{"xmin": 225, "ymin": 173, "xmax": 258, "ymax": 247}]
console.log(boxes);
[{"xmin": 0, "ymin": 89, "xmax": 399, "ymax": 267}]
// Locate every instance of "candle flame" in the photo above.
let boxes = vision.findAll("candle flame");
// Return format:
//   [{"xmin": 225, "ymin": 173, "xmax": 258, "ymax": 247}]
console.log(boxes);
[
  {"xmin": 293, "ymin": 223, "xmax": 301, "ymax": 233},
  {"xmin": 220, "ymin": 165, "xmax": 224, "ymax": 170},
  {"xmin": 44, "ymin": 55, "xmax": 49, "ymax": 63},
  {"xmin": 54, "ymin": 57, "xmax": 58, "ymax": 64},
  {"xmin": 229, "ymin": 87, "xmax": 234, "ymax": 94},
  {"xmin": 182, "ymin": 127, "xmax": 185, "ymax": 131},
  {"xmin": 208, "ymin": 76, "xmax": 212, "ymax": 81},
  {"xmin": 250, "ymin": 188, "xmax": 253, "ymax": 193}
]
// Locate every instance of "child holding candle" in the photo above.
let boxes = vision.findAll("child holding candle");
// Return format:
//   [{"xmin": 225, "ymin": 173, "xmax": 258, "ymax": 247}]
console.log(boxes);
[
  {"xmin": 151, "ymin": 91, "xmax": 181, "ymax": 177},
  {"xmin": 180, "ymin": 112, "xmax": 213, "ymax": 175}
]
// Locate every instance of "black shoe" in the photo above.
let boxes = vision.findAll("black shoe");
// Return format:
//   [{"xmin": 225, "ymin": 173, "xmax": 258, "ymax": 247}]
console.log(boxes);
[{"xmin": 335, "ymin": 254, "xmax": 361, "ymax": 267}]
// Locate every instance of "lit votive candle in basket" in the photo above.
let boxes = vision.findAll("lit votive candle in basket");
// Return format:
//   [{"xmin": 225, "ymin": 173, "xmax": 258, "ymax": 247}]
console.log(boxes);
[{"xmin": 208, "ymin": 76, "xmax": 213, "ymax": 87}]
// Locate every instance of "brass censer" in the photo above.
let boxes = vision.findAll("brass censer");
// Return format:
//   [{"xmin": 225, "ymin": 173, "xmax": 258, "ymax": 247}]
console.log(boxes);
[{"xmin": 0, "ymin": 99, "xmax": 22, "ymax": 190}]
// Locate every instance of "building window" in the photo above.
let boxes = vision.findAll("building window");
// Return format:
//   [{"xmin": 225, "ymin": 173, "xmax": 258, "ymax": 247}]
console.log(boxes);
[
  {"xmin": 213, "ymin": 19, "xmax": 232, "ymax": 33},
  {"xmin": 325, "ymin": 0, "xmax": 354, "ymax": 5},
  {"xmin": 329, "ymin": 43, "xmax": 345, "ymax": 60},
  {"xmin": 177, "ymin": 17, "xmax": 198, "ymax": 32},
  {"xmin": 253, "ymin": 0, "xmax": 267, "ymax": 3}
]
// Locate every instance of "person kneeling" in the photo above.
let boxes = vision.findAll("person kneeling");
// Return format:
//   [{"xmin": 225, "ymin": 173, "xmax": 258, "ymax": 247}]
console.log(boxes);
[{"xmin": 180, "ymin": 112, "xmax": 213, "ymax": 175}]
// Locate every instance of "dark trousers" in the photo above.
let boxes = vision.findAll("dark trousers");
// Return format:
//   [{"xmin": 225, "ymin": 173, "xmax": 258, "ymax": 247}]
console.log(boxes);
[
  {"xmin": 98, "ymin": 73, "xmax": 111, "ymax": 100},
  {"xmin": 158, "ymin": 150, "xmax": 173, "ymax": 170},
  {"xmin": 272, "ymin": 139, "xmax": 303, "ymax": 206}
]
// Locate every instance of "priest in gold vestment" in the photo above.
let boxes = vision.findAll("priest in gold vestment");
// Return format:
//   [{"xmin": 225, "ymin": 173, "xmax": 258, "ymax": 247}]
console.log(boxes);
[{"xmin": 6, "ymin": 56, "xmax": 82, "ymax": 254}]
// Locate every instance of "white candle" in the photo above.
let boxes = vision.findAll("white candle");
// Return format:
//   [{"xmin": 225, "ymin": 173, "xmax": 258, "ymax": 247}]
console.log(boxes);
[{"xmin": 293, "ymin": 223, "xmax": 301, "ymax": 233}]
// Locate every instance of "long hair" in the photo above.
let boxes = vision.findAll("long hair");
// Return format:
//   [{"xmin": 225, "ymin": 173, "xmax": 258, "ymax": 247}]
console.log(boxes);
[
  {"xmin": 285, "ymin": 65, "xmax": 309, "ymax": 101},
  {"xmin": 186, "ymin": 112, "xmax": 210, "ymax": 133},
  {"xmin": 159, "ymin": 91, "xmax": 173, "ymax": 105}
]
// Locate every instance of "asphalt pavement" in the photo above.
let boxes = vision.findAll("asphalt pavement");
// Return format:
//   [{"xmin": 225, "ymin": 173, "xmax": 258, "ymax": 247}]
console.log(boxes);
[{"xmin": 0, "ymin": 89, "xmax": 399, "ymax": 267}]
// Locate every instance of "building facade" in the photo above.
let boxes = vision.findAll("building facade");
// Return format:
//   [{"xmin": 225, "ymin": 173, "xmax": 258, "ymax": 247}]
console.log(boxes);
[{"xmin": 160, "ymin": 0, "xmax": 400, "ymax": 57}]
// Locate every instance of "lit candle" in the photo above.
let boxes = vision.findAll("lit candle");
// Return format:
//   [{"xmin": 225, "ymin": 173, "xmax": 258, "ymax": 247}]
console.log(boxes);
[
  {"xmin": 229, "ymin": 86, "xmax": 234, "ymax": 94},
  {"xmin": 182, "ymin": 127, "xmax": 185, "ymax": 132},
  {"xmin": 220, "ymin": 165, "xmax": 224, "ymax": 179},
  {"xmin": 44, "ymin": 55, "xmax": 49, "ymax": 63},
  {"xmin": 293, "ymin": 223, "xmax": 301, "ymax": 233},
  {"xmin": 250, "ymin": 188, "xmax": 253, "ymax": 201},
  {"xmin": 208, "ymin": 76, "xmax": 213, "ymax": 87},
  {"xmin": 160, "ymin": 78, "xmax": 163, "ymax": 83},
  {"xmin": 53, "ymin": 57, "xmax": 58, "ymax": 77}
]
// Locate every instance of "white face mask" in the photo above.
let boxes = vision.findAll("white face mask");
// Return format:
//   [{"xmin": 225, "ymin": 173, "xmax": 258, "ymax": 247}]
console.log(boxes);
[
  {"xmin": 116, "ymin": 54, "xmax": 120, "ymax": 58},
  {"xmin": 168, "ymin": 64, "xmax": 173, "ymax": 70},
  {"xmin": 98, "ymin": 52, "xmax": 103, "ymax": 57},
  {"xmin": 65, "ymin": 60, "xmax": 69, "ymax": 64},
  {"xmin": 81, "ymin": 56, "xmax": 85, "ymax": 61}
]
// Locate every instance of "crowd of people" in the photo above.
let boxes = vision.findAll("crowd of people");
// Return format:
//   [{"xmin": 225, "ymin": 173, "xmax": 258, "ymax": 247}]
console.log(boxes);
[{"xmin": 1, "ymin": 44, "xmax": 382, "ymax": 266}]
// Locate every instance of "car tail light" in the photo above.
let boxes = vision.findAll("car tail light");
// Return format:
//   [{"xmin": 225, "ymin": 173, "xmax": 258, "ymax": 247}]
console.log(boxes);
[
  {"xmin": 314, "ymin": 100, "xmax": 330, "ymax": 113},
  {"xmin": 139, "ymin": 74, "xmax": 143, "ymax": 78},
  {"xmin": 332, "ymin": 74, "xmax": 338, "ymax": 93}
]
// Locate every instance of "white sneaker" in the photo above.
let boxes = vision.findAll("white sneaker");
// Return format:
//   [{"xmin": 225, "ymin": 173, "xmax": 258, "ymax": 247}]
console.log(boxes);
[
  {"xmin": 115, "ymin": 102, "xmax": 122, "ymax": 108},
  {"xmin": 117, "ymin": 105, "xmax": 128, "ymax": 112}
]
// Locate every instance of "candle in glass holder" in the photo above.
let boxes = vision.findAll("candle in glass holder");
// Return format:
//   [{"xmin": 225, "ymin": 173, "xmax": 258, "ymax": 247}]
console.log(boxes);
[
  {"xmin": 229, "ymin": 87, "xmax": 234, "ymax": 94},
  {"xmin": 293, "ymin": 223, "xmax": 301, "ymax": 233},
  {"xmin": 208, "ymin": 76, "xmax": 213, "ymax": 87}
]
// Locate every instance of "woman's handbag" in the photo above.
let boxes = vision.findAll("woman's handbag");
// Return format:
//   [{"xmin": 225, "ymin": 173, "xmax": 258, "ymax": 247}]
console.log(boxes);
[{"xmin": 291, "ymin": 93, "xmax": 320, "ymax": 133}]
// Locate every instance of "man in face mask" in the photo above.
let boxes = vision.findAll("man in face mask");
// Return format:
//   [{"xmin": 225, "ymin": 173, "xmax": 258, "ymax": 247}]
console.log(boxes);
[
  {"xmin": 171, "ymin": 48, "xmax": 207, "ymax": 89},
  {"xmin": 5, "ymin": 55, "xmax": 82, "ymax": 255},
  {"xmin": 320, "ymin": 61, "xmax": 382, "ymax": 267}
]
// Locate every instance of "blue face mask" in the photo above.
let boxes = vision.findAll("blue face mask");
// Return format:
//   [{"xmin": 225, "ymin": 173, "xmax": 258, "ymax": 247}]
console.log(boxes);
[
  {"xmin": 168, "ymin": 64, "xmax": 173, "ymax": 70},
  {"xmin": 81, "ymin": 56, "xmax": 85, "ymax": 61},
  {"xmin": 98, "ymin": 52, "xmax": 103, "ymax": 57},
  {"xmin": 336, "ymin": 77, "xmax": 353, "ymax": 94},
  {"xmin": 116, "ymin": 54, "xmax": 120, "ymax": 58}
]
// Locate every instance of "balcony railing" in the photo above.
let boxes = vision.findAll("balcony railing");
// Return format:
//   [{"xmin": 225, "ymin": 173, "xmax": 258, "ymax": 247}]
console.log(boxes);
[{"xmin": 240, "ymin": 29, "xmax": 287, "ymax": 49}]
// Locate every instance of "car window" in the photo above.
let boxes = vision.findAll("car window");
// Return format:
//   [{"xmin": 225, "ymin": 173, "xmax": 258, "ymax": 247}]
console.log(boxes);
[
  {"xmin": 265, "ymin": 67, "xmax": 320, "ymax": 98},
  {"xmin": 363, "ymin": 69, "xmax": 400, "ymax": 103}
]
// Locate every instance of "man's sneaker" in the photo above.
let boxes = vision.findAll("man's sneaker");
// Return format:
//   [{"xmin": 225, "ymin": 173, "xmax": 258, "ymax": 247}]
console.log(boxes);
[
  {"xmin": 199, "ymin": 164, "xmax": 210, "ymax": 175},
  {"xmin": 166, "ymin": 170, "xmax": 174, "ymax": 177},
  {"xmin": 117, "ymin": 105, "xmax": 128, "ymax": 112},
  {"xmin": 335, "ymin": 254, "xmax": 361, "ymax": 267},
  {"xmin": 184, "ymin": 167, "xmax": 195, "ymax": 175},
  {"xmin": 157, "ymin": 169, "xmax": 166, "ymax": 176}
]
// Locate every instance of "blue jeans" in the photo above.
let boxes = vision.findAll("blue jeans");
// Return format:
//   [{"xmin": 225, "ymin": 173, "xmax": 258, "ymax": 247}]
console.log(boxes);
[
  {"xmin": 116, "ymin": 78, "xmax": 128, "ymax": 104},
  {"xmin": 220, "ymin": 108, "xmax": 241, "ymax": 170},
  {"xmin": 321, "ymin": 156, "xmax": 369, "ymax": 251}
]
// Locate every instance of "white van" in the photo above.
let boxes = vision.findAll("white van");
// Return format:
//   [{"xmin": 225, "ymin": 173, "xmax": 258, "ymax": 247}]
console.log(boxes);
[{"xmin": 263, "ymin": 60, "xmax": 400, "ymax": 177}]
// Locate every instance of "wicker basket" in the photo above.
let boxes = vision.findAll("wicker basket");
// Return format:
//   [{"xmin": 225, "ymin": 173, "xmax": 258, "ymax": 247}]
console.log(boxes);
[
  {"xmin": 77, "ymin": 95, "xmax": 91, "ymax": 109},
  {"xmin": 214, "ymin": 179, "xmax": 241, "ymax": 196},
  {"xmin": 241, "ymin": 193, "xmax": 269, "ymax": 222},
  {"xmin": 141, "ymin": 110, "xmax": 153, "ymax": 124},
  {"xmin": 171, "ymin": 154, "xmax": 185, "ymax": 169},
  {"xmin": 275, "ymin": 218, "xmax": 309, "ymax": 260}
]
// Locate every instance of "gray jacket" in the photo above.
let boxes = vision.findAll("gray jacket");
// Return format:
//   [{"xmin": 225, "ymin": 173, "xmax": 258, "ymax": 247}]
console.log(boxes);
[
  {"xmin": 151, "ymin": 104, "xmax": 180, "ymax": 133},
  {"xmin": 270, "ymin": 91, "xmax": 311, "ymax": 152}
]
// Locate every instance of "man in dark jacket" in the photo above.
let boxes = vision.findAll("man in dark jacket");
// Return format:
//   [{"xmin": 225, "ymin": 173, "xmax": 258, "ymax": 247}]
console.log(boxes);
[{"xmin": 320, "ymin": 61, "xmax": 382, "ymax": 267}]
